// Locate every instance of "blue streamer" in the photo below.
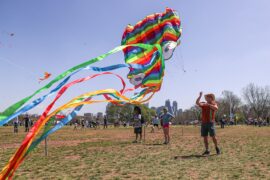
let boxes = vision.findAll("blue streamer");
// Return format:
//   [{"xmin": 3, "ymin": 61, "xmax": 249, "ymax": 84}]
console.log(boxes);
[{"xmin": 0, "ymin": 63, "xmax": 143, "ymax": 126}]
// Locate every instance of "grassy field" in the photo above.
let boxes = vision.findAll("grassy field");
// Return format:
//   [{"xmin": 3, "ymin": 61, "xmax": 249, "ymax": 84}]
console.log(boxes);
[{"xmin": 0, "ymin": 125, "xmax": 269, "ymax": 180}]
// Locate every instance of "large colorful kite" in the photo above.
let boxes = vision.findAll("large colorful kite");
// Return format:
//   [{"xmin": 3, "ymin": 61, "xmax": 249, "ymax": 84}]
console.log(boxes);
[{"xmin": 0, "ymin": 8, "xmax": 182, "ymax": 179}]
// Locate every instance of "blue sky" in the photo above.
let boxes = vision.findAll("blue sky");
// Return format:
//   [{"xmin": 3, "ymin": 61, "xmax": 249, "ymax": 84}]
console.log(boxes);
[{"xmin": 0, "ymin": 0, "xmax": 270, "ymax": 114}]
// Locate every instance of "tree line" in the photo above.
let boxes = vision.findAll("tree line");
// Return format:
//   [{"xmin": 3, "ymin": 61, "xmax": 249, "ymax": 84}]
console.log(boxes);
[
  {"xmin": 106, "ymin": 103, "xmax": 156, "ymax": 124},
  {"xmin": 177, "ymin": 83, "xmax": 270, "ymax": 124},
  {"xmin": 1, "ymin": 83, "xmax": 269, "ymax": 126}
]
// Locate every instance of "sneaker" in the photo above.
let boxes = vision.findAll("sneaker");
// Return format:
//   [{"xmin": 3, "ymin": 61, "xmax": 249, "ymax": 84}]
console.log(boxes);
[
  {"xmin": 163, "ymin": 141, "xmax": 168, "ymax": 145},
  {"xmin": 216, "ymin": 147, "xmax": 221, "ymax": 155},
  {"xmin": 202, "ymin": 150, "xmax": 210, "ymax": 156},
  {"xmin": 132, "ymin": 140, "xmax": 138, "ymax": 143}
]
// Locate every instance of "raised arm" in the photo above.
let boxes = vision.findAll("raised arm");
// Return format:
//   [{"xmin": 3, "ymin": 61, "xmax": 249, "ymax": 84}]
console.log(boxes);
[{"xmin": 196, "ymin": 92, "xmax": 203, "ymax": 106}]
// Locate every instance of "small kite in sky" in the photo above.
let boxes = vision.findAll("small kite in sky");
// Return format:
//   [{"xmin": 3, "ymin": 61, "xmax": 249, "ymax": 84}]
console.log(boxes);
[{"xmin": 39, "ymin": 72, "xmax": 51, "ymax": 83}]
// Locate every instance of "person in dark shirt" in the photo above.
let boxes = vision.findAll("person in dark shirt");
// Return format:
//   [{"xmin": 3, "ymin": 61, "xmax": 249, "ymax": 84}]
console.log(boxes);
[
  {"xmin": 104, "ymin": 116, "xmax": 108, "ymax": 129},
  {"xmin": 132, "ymin": 106, "xmax": 144, "ymax": 143},
  {"xmin": 13, "ymin": 117, "xmax": 19, "ymax": 133},
  {"xmin": 24, "ymin": 114, "xmax": 30, "ymax": 132},
  {"xmin": 220, "ymin": 117, "xmax": 225, "ymax": 129}
]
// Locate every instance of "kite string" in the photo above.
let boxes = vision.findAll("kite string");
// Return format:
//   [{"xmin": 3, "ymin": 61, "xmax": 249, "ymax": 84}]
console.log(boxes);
[{"xmin": 0, "ymin": 57, "xmax": 37, "ymax": 77}]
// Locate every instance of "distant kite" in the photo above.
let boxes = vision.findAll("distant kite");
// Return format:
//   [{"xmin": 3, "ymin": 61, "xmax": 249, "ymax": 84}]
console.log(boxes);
[
  {"xmin": 39, "ymin": 72, "xmax": 51, "ymax": 83},
  {"xmin": 0, "ymin": 31, "xmax": 15, "ymax": 48}
]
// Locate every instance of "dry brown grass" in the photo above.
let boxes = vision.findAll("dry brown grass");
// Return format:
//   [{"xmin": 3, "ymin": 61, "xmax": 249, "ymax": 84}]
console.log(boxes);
[{"xmin": 0, "ymin": 125, "xmax": 269, "ymax": 179}]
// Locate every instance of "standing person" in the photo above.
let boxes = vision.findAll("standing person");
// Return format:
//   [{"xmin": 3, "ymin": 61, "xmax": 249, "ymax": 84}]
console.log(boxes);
[
  {"xmin": 150, "ymin": 116, "xmax": 155, "ymax": 133},
  {"xmin": 219, "ymin": 119, "xmax": 223, "ymax": 129},
  {"xmin": 81, "ymin": 119, "xmax": 85, "ymax": 130},
  {"xmin": 95, "ymin": 117, "xmax": 100, "ymax": 129},
  {"xmin": 103, "ymin": 116, "xmax": 108, "ymax": 129},
  {"xmin": 24, "ymin": 114, "xmax": 30, "ymax": 132},
  {"xmin": 160, "ymin": 108, "xmax": 174, "ymax": 144},
  {"xmin": 30, "ymin": 119, "xmax": 33, "ymax": 127},
  {"xmin": 13, "ymin": 117, "xmax": 19, "ymax": 134},
  {"xmin": 153, "ymin": 115, "xmax": 160, "ymax": 129},
  {"xmin": 85, "ymin": 119, "xmax": 89, "ymax": 128},
  {"xmin": 132, "ymin": 106, "xmax": 144, "ymax": 143},
  {"xmin": 196, "ymin": 92, "xmax": 221, "ymax": 155},
  {"xmin": 220, "ymin": 116, "xmax": 225, "ymax": 129},
  {"xmin": 73, "ymin": 119, "xmax": 78, "ymax": 131},
  {"xmin": 91, "ymin": 118, "xmax": 97, "ymax": 129}
]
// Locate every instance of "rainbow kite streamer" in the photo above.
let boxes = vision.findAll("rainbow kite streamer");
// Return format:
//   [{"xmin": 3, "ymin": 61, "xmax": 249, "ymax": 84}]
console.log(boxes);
[{"xmin": 0, "ymin": 8, "xmax": 181, "ymax": 179}]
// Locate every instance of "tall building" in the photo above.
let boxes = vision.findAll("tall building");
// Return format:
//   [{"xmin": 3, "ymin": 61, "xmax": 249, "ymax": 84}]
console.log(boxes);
[
  {"xmin": 152, "ymin": 100, "xmax": 181, "ymax": 117},
  {"xmin": 178, "ymin": 108, "xmax": 183, "ymax": 116},
  {"xmin": 172, "ymin": 101, "xmax": 178, "ymax": 116},
  {"xmin": 165, "ymin": 99, "xmax": 173, "ymax": 114},
  {"xmin": 97, "ymin": 112, "xmax": 103, "ymax": 122},
  {"xmin": 84, "ymin": 113, "xmax": 94, "ymax": 121},
  {"xmin": 151, "ymin": 107, "xmax": 157, "ymax": 111}
]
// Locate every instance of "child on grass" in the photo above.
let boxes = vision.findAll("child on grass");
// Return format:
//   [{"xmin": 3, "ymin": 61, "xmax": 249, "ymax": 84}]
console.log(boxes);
[
  {"xmin": 24, "ymin": 114, "xmax": 30, "ymax": 132},
  {"xmin": 160, "ymin": 107, "xmax": 174, "ymax": 144},
  {"xmin": 13, "ymin": 117, "xmax": 19, "ymax": 134},
  {"xmin": 133, "ymin": 106, "xmax": 144, "ymax": 143},
  {"xmin": 151, "ymin": 115, "xmax": 160, "ymax": 133},
  {"xmin": 196, "ymin": 92, "xmax": 221, "ymax": 155}
]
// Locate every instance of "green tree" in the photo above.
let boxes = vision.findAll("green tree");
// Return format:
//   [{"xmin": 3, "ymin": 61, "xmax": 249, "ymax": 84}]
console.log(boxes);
[{"xmin": 106, "ymin": 103, "xmax": 155, "ymax": 124}]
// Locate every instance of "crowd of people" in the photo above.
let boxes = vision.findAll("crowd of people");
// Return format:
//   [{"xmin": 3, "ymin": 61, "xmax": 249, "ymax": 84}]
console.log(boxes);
[
  {"xmin": 12, "ymin": 114, "xmax": 33, "ymax": 134},
  {"xmin": 245, "ymin": 118, "xmax": 269, "ymax": 126},
  {"xmin": 10, "ymin": 91, "xmax": 269, "ymax": 156},
  {"xmin": 72, "ymin": 118, "xmax": 101, "ymax": 130},
  {"xmin": 219, "ymin": 117, "xmax": 270, "ymax": 129},
  {"xmin": 131, "ymin": 92, "xmax": 221, "ymax": 155}
]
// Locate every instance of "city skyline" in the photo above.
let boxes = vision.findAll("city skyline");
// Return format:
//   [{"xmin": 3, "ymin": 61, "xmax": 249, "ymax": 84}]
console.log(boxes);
[{"xmin": 151, "ymin": 99, "xmax": 182, "ymax": 116}]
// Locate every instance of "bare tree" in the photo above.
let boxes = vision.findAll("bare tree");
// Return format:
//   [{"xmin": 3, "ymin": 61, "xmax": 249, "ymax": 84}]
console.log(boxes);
[
  {"xmin": 179, "ymin": 109, "xmax": 195, "ymax": 124},
  {"xmin": 215, "ymin": 98, "xmax": 227, "ymax": 121},
  {"xmin": 239, "ymin": 104, "xmax": 250, "ymax": 120},
  {"xmin": 221, "ymin": 90, "xmax": 242, "ymax": 115},
  {"xmin": 242, "ymin": 83, "xmax": 270, "ymax": 119},
  {"xmin": 190, "ymin": 105, "xmax": 201, "ymax": 120},
  {"xmin": 177, "ymin": 105, "xmax": 201, "ymax": 125}
]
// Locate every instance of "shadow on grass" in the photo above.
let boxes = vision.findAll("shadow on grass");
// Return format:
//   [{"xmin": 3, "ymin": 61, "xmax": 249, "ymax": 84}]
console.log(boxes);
[
  {"xmin": 174, "ymin": 154, "xmax": 217, "ymax": 160},
  {"xmin": 144, "ymin": 143, "xmax": 165, "ymax": 146},
  {"xmin": 79, "ymin": 140, "xmax": 130, "ymax": 147}
]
